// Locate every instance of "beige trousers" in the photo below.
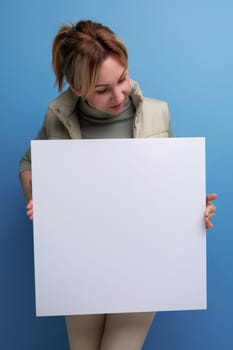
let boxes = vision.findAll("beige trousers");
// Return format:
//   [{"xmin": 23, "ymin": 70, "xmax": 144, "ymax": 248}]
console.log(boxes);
[{"xmin": 66, "ymin": 312, "xmax": 155, "ymax": 350}]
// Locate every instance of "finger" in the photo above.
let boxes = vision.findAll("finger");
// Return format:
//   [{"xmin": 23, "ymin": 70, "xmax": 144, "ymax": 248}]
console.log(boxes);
[
  {"xmin": 26, "ymin": 208, "xmax": 33, "ymax": 218},
  {"xmin": 26, "ymin": 200, "xmax": 33, "ymax": 209},
  {"xmin": 205, "ymin": 201, "xmax": 216, "ymax": 214},
  {"xmin": 206, "ymin": 219, "xmax": 214, "ymax": 229},
  {"xmin": 205, "ymin": 206, "xmax": 216, "ymax": 217},
  {"xmin": 27, "ymin": 213, "xmax": 33, "ymax": 220},
  {"xmin": 206, "ymin": 193, "xmax": 217, "ymax": 203},
  {"xmin": 208, "ymin": 212, "xmax": 216, "ymax": 220},
  {"xmin": 205, "ymin": 210, "xmax": 215, "ymax": 229}
]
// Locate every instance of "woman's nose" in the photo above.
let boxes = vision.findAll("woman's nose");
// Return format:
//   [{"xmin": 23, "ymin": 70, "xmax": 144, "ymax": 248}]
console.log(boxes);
[{"xmin": 111, "ymin": 87, "xmax": 123, "ymax": 103}]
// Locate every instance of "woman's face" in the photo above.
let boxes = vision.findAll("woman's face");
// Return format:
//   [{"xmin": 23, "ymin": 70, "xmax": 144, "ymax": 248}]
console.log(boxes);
[{"xmin": 85, "ymin": 55, "xmax": 131, "ymax": 115}]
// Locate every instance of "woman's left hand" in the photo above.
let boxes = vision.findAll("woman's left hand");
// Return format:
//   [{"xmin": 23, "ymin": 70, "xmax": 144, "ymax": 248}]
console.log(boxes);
[{"xmin": 205, "ymin": 193, "xmax": 217, "ymax": 229}]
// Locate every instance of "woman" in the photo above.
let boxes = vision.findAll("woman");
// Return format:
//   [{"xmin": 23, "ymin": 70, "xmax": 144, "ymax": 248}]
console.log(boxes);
[{"xmin": 19, "ymin": 20, "xmax": 217, "ymax": 350}]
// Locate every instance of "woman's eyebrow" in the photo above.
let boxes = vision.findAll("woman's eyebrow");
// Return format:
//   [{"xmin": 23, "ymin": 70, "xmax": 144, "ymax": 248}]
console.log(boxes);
[{"xmin": 95, "ymin": 68, "xmax": 127, "ymax": 87}]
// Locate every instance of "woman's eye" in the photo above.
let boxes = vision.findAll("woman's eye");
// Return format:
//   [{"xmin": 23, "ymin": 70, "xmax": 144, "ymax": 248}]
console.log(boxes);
[
  {"xmin": 119, "ymin": 76, "xmax": 126, "ymax": 84},
  {"xmin": 96, "ymin": 89, "xmax": 107, "ymax": 94}
]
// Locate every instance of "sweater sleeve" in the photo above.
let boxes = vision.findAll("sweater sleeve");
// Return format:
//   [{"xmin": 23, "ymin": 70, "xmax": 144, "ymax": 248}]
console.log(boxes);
[
  {"xmin": 165, "ymin": 102, "xmax": 174, "ymax": 137},
  {"xmin": 19, "ymin": 115, "xmax": 48, "ymax": 173},
  {"xmin": 168, "ymin": 119, "xmax": 174, "ymax": 137}
]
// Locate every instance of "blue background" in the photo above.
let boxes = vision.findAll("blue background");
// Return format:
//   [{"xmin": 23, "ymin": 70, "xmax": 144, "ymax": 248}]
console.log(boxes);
[{"xmin": 0, "ymin": 0, "xmax": 231, "ymax": 349}]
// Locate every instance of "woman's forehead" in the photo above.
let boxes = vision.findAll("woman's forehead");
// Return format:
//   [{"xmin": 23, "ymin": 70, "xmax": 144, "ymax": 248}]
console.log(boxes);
[{"xmin": 96, "ymin": 55, "xmax": 127, "ymax": 85}]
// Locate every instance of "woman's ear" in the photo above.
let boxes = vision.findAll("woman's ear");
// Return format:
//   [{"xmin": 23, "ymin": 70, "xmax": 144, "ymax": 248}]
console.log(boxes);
[{"xmin": 70, "ymin": 85, "xmax": 82, "ymax": 96}]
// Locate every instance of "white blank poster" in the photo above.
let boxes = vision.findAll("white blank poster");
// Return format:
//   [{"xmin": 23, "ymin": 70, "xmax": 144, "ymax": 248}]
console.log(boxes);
[{"xmin": 31, "ymin": 138, "xmax": 206, "ymax": 316}]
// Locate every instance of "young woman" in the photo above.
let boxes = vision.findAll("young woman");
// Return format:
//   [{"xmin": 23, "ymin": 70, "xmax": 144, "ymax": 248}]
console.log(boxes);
[{"xmin": 19, "ymin": 20, "xmax": 217, "ymax": 350}]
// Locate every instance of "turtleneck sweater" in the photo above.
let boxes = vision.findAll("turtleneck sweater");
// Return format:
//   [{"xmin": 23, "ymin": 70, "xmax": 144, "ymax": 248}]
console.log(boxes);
[{"xmin": 77, "ymin": 97, "xmax": 135, "ymax": 139}]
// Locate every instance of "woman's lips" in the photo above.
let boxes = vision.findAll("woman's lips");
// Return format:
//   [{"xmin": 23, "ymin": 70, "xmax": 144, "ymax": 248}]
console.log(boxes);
[{"xmin": 110, "ymin": 102, "xmax": 123, "ymax": 111}]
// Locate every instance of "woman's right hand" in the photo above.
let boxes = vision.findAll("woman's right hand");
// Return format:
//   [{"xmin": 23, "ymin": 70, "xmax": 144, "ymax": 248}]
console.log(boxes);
[
  {"xmin": 26, "ymin": 199, "xmax": 33, "ymax": 220},
  {"xmin": 19, "ymin": 170, "xmax": 33, "ymax": 220}
]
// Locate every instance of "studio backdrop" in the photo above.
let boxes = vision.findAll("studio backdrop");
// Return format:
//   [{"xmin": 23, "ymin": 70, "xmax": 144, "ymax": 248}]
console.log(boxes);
[{"xmin": 0, "ymin": 1, "xmax": 232, "ymax": 349}]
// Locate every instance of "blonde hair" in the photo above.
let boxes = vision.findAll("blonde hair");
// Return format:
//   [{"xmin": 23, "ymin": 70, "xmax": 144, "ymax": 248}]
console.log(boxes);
[{"xmin": 52, "ymin": 20, "xmax": 128, "ymax": 97}]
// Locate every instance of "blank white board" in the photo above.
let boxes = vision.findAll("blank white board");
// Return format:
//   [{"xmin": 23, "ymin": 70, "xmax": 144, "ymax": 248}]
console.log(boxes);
[{"xmin": 31, "ymin": 138, "xmax": 206, "ymax": 316}]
